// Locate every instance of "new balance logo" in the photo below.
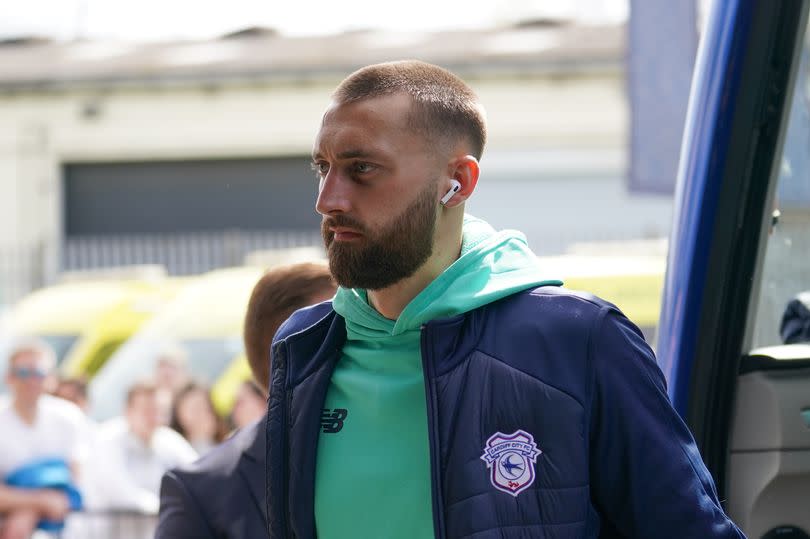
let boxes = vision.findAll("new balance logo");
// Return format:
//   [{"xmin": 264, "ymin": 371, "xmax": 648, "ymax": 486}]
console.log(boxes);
[{"xmin": 321, "ymin": 408, "xmax": 348, "ymax": 433}]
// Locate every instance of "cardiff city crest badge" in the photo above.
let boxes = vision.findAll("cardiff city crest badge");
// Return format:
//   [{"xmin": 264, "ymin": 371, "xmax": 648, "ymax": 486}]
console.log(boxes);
[{"xmin": 480, "ymin": 430, "xmax": 541, "ymax": 497}]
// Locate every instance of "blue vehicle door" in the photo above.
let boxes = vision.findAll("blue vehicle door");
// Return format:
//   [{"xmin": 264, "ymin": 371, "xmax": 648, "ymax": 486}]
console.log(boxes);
[{"xmin": 658, "ymin": 1, "xmax": 810, "ymax": 537}]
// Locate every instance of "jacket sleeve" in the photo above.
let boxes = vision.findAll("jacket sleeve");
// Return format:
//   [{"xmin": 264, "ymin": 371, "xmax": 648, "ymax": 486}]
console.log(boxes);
[
  {"xmin": 587, "ymin": 308, "xmax": 746, "ymax": 538},
  {"xmin": 155, "ymin": 470, "xmax": 215, "ymax": 539}
]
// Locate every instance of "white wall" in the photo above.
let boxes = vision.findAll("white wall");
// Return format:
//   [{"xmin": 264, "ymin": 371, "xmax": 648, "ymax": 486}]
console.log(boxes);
[
  {"xmin": 470, "ymin": 147, "xmax": 672, "ymax": 255},
  {"xmin": 0, "ymin": 70, "xmax": 633, "ymax": 270}
]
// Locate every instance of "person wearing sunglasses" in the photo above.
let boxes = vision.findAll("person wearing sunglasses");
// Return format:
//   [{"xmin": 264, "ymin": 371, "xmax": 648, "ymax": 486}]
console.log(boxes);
[{"xmin": 0, "ymin": 339, "xmax": 88, "ymax": 539}]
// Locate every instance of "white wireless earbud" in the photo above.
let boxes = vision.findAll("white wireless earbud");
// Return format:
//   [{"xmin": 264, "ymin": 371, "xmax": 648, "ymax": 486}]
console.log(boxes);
[{"xmin": 440, "ymin": 180, "xmax": 462, "ymax": 206}]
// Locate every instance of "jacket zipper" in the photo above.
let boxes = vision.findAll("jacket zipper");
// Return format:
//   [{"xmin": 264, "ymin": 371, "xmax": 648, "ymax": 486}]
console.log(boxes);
[
  {"xmin": 286, "ymin": 390, "xmax": 297, "ymax": 539},
  {"xmin": 276, "ymin": 342, "xmax": 297, "ymax": 539},
  {"xmin": 421, "ymin": 324, "xmax": 448, "ymax": 539}
]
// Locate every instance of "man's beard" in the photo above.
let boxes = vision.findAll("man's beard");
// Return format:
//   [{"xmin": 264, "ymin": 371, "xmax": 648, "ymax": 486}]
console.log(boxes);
[{"xmin": 322, "ymin": 180, "xmax": 438, "ymax": 290}]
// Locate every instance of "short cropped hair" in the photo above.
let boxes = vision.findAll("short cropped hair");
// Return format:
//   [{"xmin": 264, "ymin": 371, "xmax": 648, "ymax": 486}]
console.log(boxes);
[
  {"xmin": 55, "ymin": 376, "xmax": 88, "ymax": 401},
  {"xmin": 333, "ymin": 60, "xmax": 487, "ymax": 159},
  {"xmin": 169, "ymin": 381, "xmax": 228, "ymax": 443},
  {"xmin": 126, "ymin": 380, "xmax": 158, "ymax": 408},
  {"xmin": 7, "ymin": 337, "xmax": 56, "ymax": 372},
  {"xmin": 243, "ymin": 263, "xmax": 336, "ymax": 391}
]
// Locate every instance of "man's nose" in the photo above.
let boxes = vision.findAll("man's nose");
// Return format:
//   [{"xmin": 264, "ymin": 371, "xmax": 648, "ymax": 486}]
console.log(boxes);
[{"xmin": 315, "ymin": 170, "xmax": 351, "ymax": 216}]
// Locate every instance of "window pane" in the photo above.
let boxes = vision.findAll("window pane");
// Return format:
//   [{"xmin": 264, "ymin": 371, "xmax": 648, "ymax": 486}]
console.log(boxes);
[{"xmin": 749, "ymin": 22, "xmax": 810, "ymax": 349}]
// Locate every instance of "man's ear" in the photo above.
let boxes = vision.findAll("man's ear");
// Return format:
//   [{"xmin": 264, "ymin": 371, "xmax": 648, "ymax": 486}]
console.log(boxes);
[{"xmin": 442, "ymin": 155, "xmax": 479, "ymax": 208}]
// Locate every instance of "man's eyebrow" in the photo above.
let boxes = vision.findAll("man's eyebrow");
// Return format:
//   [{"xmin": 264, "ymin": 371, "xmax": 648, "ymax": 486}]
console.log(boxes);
[
  {"xmin": 338, "ymin": 149, "xmax": 375, "ymax": 159},
  {"xmin": 311, "ymin": 149, "xmax": 377, "ymax": 160}
]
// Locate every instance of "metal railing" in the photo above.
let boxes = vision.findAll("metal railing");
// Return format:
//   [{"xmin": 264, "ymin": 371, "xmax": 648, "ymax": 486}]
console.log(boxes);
[
  {"xmin": 1, "ymin": 228, "xmax": 672, "ymax": 310},
  {"xmin": 36, "ymin": 510, "xmax": 158, "ymax": 539},
  {"xmin": 62, "ymin": 229, "xmax": 322, "ymax": 276},
  {"xmin": 0, "ymin": 230, "xmax": 323, "ymax": 306}
]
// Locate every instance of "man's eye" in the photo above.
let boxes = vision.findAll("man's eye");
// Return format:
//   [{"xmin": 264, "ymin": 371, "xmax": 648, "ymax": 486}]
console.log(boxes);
[
  {"xmin": 311, "ymin": 162, "xmax": 329, "ymax": 177},
  {"xmin": 353, "ymin": 162, "xmax": 374, "ymax": 174}
]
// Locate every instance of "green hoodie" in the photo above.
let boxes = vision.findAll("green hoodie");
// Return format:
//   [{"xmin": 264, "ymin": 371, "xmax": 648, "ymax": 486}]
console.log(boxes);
[{"xmin": 314, "ymin": 215, "xmax": 561, "ymax": 539}]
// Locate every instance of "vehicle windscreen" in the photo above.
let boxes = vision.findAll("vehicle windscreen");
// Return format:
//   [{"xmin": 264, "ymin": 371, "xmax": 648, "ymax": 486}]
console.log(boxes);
[{"xmin": 41, "ymin": 335, "xmax": 80, "ymax": 364}]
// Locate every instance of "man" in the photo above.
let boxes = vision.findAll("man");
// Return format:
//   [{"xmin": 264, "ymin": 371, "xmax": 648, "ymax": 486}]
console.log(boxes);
[
  {"xmin": 266, "ymin": 60, "xmax": 746, "ymax": 538},
  {"xmin": 0, "ymin": 340, "xmax": 87, "ymax": 539},
  {"xmin": 52, "ymin": 376, "xmax": 89, "ymax": 413},
  {"xmin": 155, "ymin": 262, "xmax": 336, "ymax": 539},
  {"xmin": 230, "ymin": 379, "xmax": 267, "ymax": 430},
  {"xmin": 153, "ymin": 344, "xmax": 190, "ymax": 425},
  {"xmin": 87, "ymin": 381, "xmax": 197, "ymax": 514},
  {"xmin": 781, "ymin": 291, "xmax": 810, "ymax": 344}
]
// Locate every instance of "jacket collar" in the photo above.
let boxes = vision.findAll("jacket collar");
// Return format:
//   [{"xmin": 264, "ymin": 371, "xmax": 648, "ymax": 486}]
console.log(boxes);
[
  {"xmin": 283, "ymin": 310, "xmax": 347, "ymax": 385},
  {"xmin": 280, "ymin": 305, "xmax": 487, "ymax": 380}
]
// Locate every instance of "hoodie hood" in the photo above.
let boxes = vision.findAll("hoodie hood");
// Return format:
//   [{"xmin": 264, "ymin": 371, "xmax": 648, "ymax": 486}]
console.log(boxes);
[{"xmin": 333, "ymin": 214, "xmax": 562, "ymax": 338}]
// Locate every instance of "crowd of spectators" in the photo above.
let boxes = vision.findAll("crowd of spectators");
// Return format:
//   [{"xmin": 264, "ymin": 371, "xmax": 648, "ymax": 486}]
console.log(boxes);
[
  {"xmin": 0, "ymin": 337, "xmax": 267, "ymax": 539},
  {"xmin": 1, "ymin": 261, "xmax": 336, "ymax": 539}
]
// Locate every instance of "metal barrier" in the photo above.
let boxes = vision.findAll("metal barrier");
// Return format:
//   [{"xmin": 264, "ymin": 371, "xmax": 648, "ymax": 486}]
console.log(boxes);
[
  {"xmin": 38, "ymin": 510, "xmax": 158, "ymax": 539},
  {"xmin": 63, "ymin": 229, "xmax": 323, "ymax": 276},
  {"xmin": 1, "ymin": 229, "xmax": 322, "ymax": 307}
]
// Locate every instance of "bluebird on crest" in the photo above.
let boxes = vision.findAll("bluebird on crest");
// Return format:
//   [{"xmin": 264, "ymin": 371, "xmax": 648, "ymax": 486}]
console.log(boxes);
[{"xmin": 480, "ymin": 430, "xmax": 541, "ymax": 497}]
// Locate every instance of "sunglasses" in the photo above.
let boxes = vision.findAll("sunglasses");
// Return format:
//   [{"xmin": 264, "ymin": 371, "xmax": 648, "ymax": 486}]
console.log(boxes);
[{"xmin": 10, "ymin": 367, "xmax": 48, "ymax": 380}]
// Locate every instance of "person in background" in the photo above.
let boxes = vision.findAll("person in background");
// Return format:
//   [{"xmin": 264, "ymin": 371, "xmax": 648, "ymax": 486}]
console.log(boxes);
[
  {"xmin": 0, "ymin": 339, "xmax": 87, "ymax": 539},
  {"xmin": 169, "ymin": 382, "xmax": 228, "ymax": 456},
  {"xmin": 229, "ymin": 379, "xmax": 266, "ymax": 431},
  {"xmin": 153, "ymin": 345, "xmax": 190, "ymax": 426},
  {"xmin": 85, "ymin": 381, "xmax": 197, "ymax": 514},
  {"xmin": 52, "ymin": 377, "xmax": 89, "ymax": 414},
  {"xmin": 781, "ymin": 291, "xmax": 810, "ymax": 344},
  {"xmin": 156, "ymin": 262, "xmax": 336, "ymax": 539}
]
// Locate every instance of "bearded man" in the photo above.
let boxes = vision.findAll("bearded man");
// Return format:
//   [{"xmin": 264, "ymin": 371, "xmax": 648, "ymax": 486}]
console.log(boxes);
[{"xmin": 266, "ymin": 60, "xmax": 745, "ymax": 539}]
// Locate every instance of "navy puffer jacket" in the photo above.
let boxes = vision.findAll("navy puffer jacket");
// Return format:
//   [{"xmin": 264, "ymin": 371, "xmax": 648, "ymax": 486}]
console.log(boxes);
[{"xmin": 266, "ymin": 286, "xmax": 745, "ymax": 538}]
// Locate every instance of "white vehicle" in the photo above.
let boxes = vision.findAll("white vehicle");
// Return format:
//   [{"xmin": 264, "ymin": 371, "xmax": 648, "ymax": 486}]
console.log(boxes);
[{"xmin": 88, "ymin": 267, "xmax": 264, "ymax": 421}]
